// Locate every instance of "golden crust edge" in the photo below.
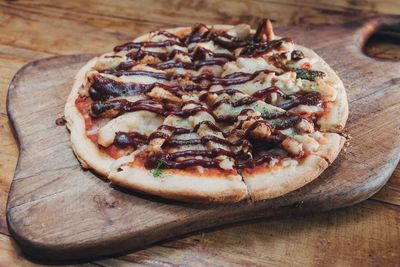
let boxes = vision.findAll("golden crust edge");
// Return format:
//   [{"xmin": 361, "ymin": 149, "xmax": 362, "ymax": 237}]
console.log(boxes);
[
  {"xmin": 108, "ymin": 167, "xmax": 249, "ymax": 203},
  {"xmin": 314, "ymin": 133, "xmax": 346, "ymax": 164},
  {"xmin": 243, "ymin": 133, "xmax": 345, "ymax": 201}
]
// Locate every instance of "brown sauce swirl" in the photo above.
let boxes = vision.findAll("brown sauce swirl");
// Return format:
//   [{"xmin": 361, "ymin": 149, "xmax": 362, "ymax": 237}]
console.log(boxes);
[
  {"xmin": 252, "ymin": 86, "xmax": 285, "ymax": 99},
  {"xmin": 165, "ymin": 148, "xmax": 236, "ymax": 160},
  {"xmin": 146, "ymin": 156, "xmax": 219, "ymax": 169},
  {"xmin": 114, "ymin": 132, "xmax": 148, "ymax": 148},
  {"xmin": 279, "ymin": 92, "xmax": 322, "ymax": 110},
  {"xmin": 89, "ymin": 74, "xmax": 153, "ymax": 101},
  {"xmin": 114, "ymin": 39, "xmax": 185, "ymax": 53}
]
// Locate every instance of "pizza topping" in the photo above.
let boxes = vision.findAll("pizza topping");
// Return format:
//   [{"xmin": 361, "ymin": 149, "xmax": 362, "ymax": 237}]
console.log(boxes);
[
  {"xmin": 226, "ymin": 24, "xmax": 252, "ymax": 40},
  {"xmin": 114, "ymin": 39, "xmax": 185, "ymax": 53},
  {"xmin": 294, "ymin": 68, "xmax": 326, "ymax": 81},
  {"xmin": 254, "ymin": 18, "xmax": 275, "ymax": 43},
  {"xmin": 114, "ymin": 131, "xmax": 148, "ymax": 148},
  {"xmin": 151, "ymin": 159, "xmax": 165, "ymax": 177},
  {"xmin": 88, "ymin": 73, "xmax": 152, "ymax": 101},
  {"xmin": 97, "ymin": 111, "xmax": 163, "ymax": 147},
  {"xmin": 291, "ymin": 50, "xmax": 305, "ymax": 61},
  {"xmin": 281, "ymin": 137, "xmax": 303, "ymax": 157},
  {"xmin": 76, "ymin": 18, "xmax": 336, "ymax": 171},
  {"xmin": 293, "ymin": 134, "xmax": 319, "ymax": 152},
  {"xmin": 279, "ymin": 91, "xmax": 322, "ymax": 110}
]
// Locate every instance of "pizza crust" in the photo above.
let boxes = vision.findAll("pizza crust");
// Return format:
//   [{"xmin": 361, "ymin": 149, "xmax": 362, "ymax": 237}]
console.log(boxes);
[
  {"xmin": 312, "ymin": 132, "xmax": 346, "ymax": 164},
  {"xmin": 242, "ymin": 132, "xmax": 345, "ymax": 201},
  {"xmin": 243, "ymin": 155, "xmax": 328, "ymax": 201},
  {"xmin": 109, "ymin": 165, "xmax": 248, "ymax": 203}
]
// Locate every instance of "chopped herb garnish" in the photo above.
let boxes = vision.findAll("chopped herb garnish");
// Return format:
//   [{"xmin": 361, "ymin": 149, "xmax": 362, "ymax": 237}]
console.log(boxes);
[
  {"xmin": 294, "ymin": 68, "xmax": 325, "ymax": 81},
  {"xmin": 262, "ymin": 107, "xmax": 271, "ymax": 119},
  {"xmin": 152, "ymin": 159, "xmax": 165, "ymax": 177}
]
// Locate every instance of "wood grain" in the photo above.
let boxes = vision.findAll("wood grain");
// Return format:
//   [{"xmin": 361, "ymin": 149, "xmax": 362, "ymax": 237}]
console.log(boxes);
[
  {"xmin": 5, "ymin": 17, "xmax": 400, "ymax": 261},
  {"xmin": 0, "ymin": 234, "xmax": 96, "ymax": 267},
  {"xmin": 373, "ymin": 167, "xmax": 400, "ymax": 205},
  {"xmin": 4, "ymin": 0, "xmax": 400, "ymax": 28},
  {"xmin": 0, "ymin": 114, "xmax": 18, "ymax": 234},
  {"xmin": 1, "ymin": 0, "xmax": 399, "ymax": 265},
  {"xmin": 95, "ymin": 201, "xmax": 400, "ymax": 267},
  {"xmin": 0, "ymin": 45, "xmax": 52, "ymax": 114}
]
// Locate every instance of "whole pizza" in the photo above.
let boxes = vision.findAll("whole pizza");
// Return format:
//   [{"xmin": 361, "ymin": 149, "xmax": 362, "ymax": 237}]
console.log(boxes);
[{"xmin": 65, "ymin": 19, "xmax": 348, "ymax": 203}]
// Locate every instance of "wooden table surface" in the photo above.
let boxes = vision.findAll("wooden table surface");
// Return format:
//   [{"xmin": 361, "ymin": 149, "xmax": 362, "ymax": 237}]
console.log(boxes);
[{"xmin": 0, "ymin": 1, "xmax": 399, "ymax": 266}]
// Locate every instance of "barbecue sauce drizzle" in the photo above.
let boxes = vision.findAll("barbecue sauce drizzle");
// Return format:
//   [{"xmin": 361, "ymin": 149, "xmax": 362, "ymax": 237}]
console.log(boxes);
[{"xmin": 80, "ymin": 20, "xmax": 326, "ymax": 170}]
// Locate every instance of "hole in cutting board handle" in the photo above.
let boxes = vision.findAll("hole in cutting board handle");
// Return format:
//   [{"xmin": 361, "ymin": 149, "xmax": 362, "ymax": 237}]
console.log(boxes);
[{"xmin": 362, "ymin": 20, "xmax": 400, "ymax": 61}]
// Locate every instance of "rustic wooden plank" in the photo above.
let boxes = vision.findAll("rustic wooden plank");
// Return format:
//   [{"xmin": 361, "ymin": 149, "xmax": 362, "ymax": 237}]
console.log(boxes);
[
  {"xmin": 0, "ymin": 44, "xmax": 53, "ymax": 114},
  {"xmin": 0, "ymin": 44, "xmax": 54, "ymax": 234},
  {"xmin": 372, "ymin": 168, "xmax": 400, "ymax": 205},
  {"xmin": 5, "ymin": 0, "xmax": 400, "ymax": 28},
  {"xmin": 0, "ymin": 2, "xmax": 170, "ymax": 55},
  {"xmin": 297, "ymin": 0, "xmax": 400, "ymax": 14},
  {"xmin": 1, "ymin": 200, "xmax": 398, "ymax": 266},
  {"xmin": 0, "ymin": 114, "xmax": 18, "ymax": 235},
  {"xmin": 0, "ymin": 234, "xmax": 97, "ymax": 266},
  {"xmin": 97, "ymin": 200, "xmax": 399, "ymax": 266}
]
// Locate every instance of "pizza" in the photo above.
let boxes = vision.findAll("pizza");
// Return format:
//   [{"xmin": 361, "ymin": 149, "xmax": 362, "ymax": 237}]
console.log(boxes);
[{"xmin": 65, "ymin": 19, "xmax": 348, "ymax": 203}]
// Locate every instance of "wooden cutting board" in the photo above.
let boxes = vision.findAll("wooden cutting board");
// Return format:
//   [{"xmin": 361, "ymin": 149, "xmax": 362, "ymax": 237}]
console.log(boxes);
[{"xmin": 6, "ymin": 16, "xmax": 400, "ymax": 261}]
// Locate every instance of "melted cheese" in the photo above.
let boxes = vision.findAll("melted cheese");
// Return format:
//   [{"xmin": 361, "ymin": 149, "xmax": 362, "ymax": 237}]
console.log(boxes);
[
  {"xmin": 274, "ymin": 71, "xmax": 300, "ymax": 94},
  {"xmin": 289, "ymin": 105, "xmax": 323, "ymax": 115},
  {"xmin": 222, "ymin": 57, "xmax": 280, "ymax": 76},
  {"xmin": 294, "ymin": 135, "xmax": 320, "ymax": 152},
  {"xmin": 226, "ymin": 72, "xmax": 275, "ymax": 95},
  {"xmin": 164, "ymin": 115, "xmax": 192, "ymax": 129},
  {"xmin": 98, "ymin": 111, "xmax": 164, "ymax": 147}
]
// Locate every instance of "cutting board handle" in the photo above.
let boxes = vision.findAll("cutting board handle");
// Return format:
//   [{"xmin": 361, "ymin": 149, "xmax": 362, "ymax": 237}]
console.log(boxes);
[{"xmin": 352, "ymin": 15, "xmax": 400, "ymax": 58}]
